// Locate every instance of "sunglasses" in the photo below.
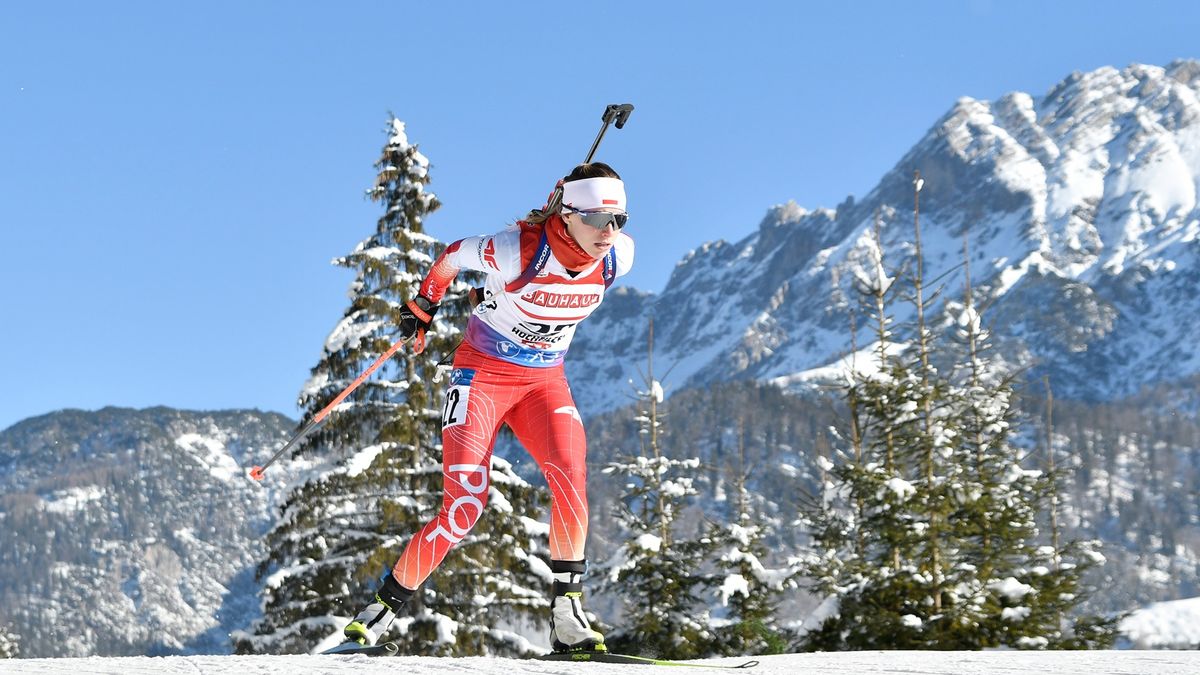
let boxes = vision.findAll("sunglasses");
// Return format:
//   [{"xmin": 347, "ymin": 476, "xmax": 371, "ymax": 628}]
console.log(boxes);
[{"xmin": 563, "ymin": 206, "xmax": 628, "ymax": 230}]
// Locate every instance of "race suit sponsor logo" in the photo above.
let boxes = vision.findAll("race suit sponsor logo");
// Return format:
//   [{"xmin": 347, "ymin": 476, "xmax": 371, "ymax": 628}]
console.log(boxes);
[
  {"xmin": 554, "ymin": 406, "xmax": 583, "ymax": 424},
  {"xmin": 519, "ymin": 290, "xmax": 601, "ymax": 309},
  {"xmin": 425, "ymin": 463, "xmax": 488, "ymax": 544},
  {"xmin": 510, "ymin": 320, "xmax": 572, "ymax": 347},
  {"xmin": 531, "ymin": 243, "xmax": 551, "ymax": 275},
  {"xmin": 466, "ymin": 319, "xmax": 565, "ymax": 368},
  {"xmin": 479, "ymin": 237, "xmax": 499, "ymax": 270}
]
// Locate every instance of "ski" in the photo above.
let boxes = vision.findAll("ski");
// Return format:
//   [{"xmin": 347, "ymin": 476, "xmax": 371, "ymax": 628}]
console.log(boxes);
[
  {"xmin": 538, "ymin": 650, "xmax": 759, "ymax": 669},
  {"xmin": 320, "ymin": 640, "xmax": 399, "ymax": 657}
]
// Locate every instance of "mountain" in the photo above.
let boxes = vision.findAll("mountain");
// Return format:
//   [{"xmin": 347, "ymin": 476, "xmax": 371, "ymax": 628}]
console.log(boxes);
[
  {"xmin": 567, "ymin": 61, "xmax": 1200, "ymax": 416},
  {"xmin": 0, "ymin": 407, "xmax": 295, "ymax": 658}
]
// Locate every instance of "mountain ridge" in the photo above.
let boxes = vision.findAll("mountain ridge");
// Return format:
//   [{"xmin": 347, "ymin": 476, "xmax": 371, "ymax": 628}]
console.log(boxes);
[
  {"xmin": 0, "ymin": 407, "xmax": 295, "ymax": 658},
  {"xmin": 567, "ymin": 60, "xmax": 1200, "ymax": 416}
]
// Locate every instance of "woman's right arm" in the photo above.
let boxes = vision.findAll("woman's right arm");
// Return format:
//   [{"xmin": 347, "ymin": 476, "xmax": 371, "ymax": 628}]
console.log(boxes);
[{"xmin": 417, "ymin": 231, "xmax": 520, "ymax": 303}]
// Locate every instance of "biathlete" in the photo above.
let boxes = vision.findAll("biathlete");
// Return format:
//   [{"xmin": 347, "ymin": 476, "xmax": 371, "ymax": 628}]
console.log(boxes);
[{"xmin": 339, "ymin": 162, "xmax": 633, "ymax": 653}]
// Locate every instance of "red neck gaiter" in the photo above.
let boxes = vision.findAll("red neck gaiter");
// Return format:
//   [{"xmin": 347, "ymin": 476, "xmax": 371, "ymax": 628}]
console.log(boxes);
[{"xmin": 545, "ymin": 213, "xmax": 594, "ymax": 272}]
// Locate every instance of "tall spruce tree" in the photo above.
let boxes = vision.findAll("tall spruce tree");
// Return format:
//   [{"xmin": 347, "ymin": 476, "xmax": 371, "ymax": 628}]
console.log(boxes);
[
  {"xmin": 599, "ymin": 319, "xmax": 720, "ymax": 659},
  {"xmin": 798, "ymin": 197, "xmax": 945, "ymax": 649},
  {"xmin": 798, "ymin": 174, "xmax": 1116, "ymax": 650},
  {"xmin": 237, "ymin": 117, "xmax": 550, "ymax": 656}
]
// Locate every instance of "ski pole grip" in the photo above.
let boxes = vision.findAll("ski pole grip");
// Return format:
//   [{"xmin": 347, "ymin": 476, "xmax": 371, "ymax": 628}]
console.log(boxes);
[
  {"xmin": 610, "ymin": 103, "xmax": 634, "ymax": 128},
  {"xmin": 584, "ymin": 103, "xmax": 634, "ymax": 165}
]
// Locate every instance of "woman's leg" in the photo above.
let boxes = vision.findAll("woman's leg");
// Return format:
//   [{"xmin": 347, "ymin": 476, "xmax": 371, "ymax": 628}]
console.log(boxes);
[
  {"xmin": 504, "ymin": 372, "xmax": 589, "ymax": 562},
  {"xmin": 505, "ymin": 373, "xmax": 604, "ymax": 651},
  {"xmin": 391, "ymin": 365, "xmax": 520, "ymax": 589},
  {"xmin": 343, "ymin": 355, "xmax": 527, "ymax": 647}
]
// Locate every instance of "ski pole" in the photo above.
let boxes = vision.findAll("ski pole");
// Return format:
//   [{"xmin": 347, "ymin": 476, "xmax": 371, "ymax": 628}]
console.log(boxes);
[
  {"xmin": 249, "ymin": 335, "xmax": 411, "ymax": 481},
  {"xmin": 585, "ymin": 103, "xmax": 634, "ymax": 165},
  {"xmin": 544, "ymin": 103, "xmax": 634, "ymax": 214}
]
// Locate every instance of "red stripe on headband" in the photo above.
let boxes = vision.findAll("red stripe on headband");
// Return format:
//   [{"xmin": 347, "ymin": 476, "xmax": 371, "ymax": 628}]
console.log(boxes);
[{"xmin": 602, "ymin": 199, "xmax": 619, "ymax": 205}]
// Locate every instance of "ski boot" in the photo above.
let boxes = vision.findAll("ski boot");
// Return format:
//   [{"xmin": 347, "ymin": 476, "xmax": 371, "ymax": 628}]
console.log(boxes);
[
  {"xmin": 339, "ymin": 572, "xmax": 414, "ymax": 647},
  {"xmin": 548, "ymin": 559, "xmax": 606, "ymax": 653}
]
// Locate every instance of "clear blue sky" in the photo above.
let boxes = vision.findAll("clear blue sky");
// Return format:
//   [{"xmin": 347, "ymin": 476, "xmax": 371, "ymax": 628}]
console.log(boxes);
[{"xmin": 2, "ymin": 1, "xmax": 1197, "ymax": 431}]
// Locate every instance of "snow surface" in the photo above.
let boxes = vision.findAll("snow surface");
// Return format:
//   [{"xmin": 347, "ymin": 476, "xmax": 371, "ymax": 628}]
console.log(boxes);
[
  {"xmin": 3, "ymin": 651, "xmax": 1197, "ymax": 674},
  {"xmin": 175, "ymin": 433, "xmax": 242, "ymax": 482},
  {"xmin": 1120, "ymin": 596, "xmax": 1200, "ymax": 649},
  {"xmin": 40, "ymin": 485, "xmax": 105, "ymax": 514}
]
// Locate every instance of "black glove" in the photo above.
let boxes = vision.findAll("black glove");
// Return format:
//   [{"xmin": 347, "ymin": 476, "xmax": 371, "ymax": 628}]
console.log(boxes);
[{"xmin": 400, "ymin": 296, "xmax": 439, "ymax": 354}]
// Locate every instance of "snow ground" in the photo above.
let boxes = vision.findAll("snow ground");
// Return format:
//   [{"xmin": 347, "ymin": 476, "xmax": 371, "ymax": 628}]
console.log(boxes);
[{"xmin": 2, "ymin": 651, "xmax": 1198, "ymax": 675}]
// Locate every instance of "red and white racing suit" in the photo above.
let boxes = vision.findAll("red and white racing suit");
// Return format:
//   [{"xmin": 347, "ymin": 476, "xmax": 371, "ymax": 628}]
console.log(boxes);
[{"xmin": 391, "ymin": 215, "xmax": 634, "ymax": 591}]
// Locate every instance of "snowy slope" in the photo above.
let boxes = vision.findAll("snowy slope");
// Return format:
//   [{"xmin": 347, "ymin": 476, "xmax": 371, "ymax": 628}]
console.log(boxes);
[
  {"xmin": 3, "ymin": 650, "xmax": 1198, "ymax": 674},
  {"xmin": 1120, "ymin": 596, "xmax": 1200, "ymax": 649},
  {"xmin": 568, "ymin": 60, "xmax": 1200, "ymax": 416}
]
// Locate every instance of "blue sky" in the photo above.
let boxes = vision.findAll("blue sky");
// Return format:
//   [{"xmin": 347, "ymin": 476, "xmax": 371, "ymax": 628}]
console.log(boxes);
[{"xmin": 2, "ymin": 1, "xmax": 1198, "ymax": 431}]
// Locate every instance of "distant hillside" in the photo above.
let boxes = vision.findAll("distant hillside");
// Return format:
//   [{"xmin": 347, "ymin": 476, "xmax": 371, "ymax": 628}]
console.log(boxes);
[{"xmin": 0, "ymin": 407, "xmax": 294, "ymax": 658}]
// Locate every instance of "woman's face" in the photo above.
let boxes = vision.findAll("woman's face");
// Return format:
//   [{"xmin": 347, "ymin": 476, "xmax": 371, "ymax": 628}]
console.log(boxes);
[{"xmin": 563, "ymin": 208, "xmax": 623, "ymax": 259}]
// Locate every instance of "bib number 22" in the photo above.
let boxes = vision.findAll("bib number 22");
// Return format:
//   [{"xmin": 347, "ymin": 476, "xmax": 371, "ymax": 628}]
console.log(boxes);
[{"xmin": 442, "ymin": 368, "xmax": 476, "ymax": 429}]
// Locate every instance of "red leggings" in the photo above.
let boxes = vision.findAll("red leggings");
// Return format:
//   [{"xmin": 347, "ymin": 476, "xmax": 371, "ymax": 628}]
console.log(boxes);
[{"xmin": 391, "ymin": 342, "xmax": 589, "ymax": 590}]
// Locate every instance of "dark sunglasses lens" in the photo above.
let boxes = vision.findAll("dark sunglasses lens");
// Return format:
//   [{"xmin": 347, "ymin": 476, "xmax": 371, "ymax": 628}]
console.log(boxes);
[{"xmin": 581, "ymin": 212, "xmax": 627, "ymax": 230}]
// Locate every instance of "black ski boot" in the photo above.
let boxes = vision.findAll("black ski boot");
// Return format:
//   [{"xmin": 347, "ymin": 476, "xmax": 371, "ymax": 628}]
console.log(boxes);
[{"xmin": 332, "ymin": 573, "xmax": 414, "ymax": 651}]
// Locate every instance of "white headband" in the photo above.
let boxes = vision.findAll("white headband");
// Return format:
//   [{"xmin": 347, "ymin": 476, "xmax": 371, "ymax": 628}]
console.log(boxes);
[{"xmin": 562, "ymin": 177, "xmax": 626, "ymax": 212}]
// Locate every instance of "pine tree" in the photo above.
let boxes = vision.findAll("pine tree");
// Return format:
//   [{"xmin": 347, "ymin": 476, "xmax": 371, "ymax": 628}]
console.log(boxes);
[
  {"xmin": 798, "ymin": 174, "xmax": 1118, "ymax": 650},
  {"xmin": 599, "ymin": 319, "xmax": 719, "ymax": 659},
  {"xmin": 798, "ymin": 201, "xmax": 933, "ymax": 650},
  {"xmin": 237, "ymin": 117, "xmax": 549, "ymax": 656}
]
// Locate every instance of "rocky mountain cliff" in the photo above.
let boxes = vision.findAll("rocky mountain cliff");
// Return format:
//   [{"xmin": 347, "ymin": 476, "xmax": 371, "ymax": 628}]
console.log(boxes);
[
  {"xmin": 0, "ymin": 408, "xmax": 294, "ymax": 658},
  {"xmin": 568, "ymin": 61, "xmax": 1200, "ymax": 417}
]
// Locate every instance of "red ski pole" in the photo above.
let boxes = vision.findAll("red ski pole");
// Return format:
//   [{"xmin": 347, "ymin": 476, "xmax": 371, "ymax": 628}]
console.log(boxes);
[{"xmin": 249, "ymin": 335, "xmax": 411, "ymax": 481}]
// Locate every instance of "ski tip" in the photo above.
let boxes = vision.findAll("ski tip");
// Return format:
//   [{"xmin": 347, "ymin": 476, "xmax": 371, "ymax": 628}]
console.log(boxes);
[
  {"xmin": 249, "ymin": 466, "xmax": 265, "ymax": 481},
  {"xmin": 319, "ymin": 640, "xmax": 398, "ymax": 656}
]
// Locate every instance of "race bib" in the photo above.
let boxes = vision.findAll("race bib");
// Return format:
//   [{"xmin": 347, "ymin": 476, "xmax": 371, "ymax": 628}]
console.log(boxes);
[{"xmin": 441, "ymin": 368, "xmax": 476, "ymax": 429}]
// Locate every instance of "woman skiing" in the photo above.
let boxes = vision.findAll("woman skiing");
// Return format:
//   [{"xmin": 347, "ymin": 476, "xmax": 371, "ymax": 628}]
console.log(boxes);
[{"xmin": 337, "ymin": 162, "xmax": 633, "ymax": 654}]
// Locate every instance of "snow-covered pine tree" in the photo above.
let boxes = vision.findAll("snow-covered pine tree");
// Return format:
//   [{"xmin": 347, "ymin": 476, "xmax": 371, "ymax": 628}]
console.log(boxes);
[
  {"xmin": 600, "ymin": 319, "xmax": 719, "ymax": 659},
  {"xmin": 941, "ymin": 252, "xmax": 1118, "ymax": 648},
  {"xmin": 797, "ymin": 196, "xmax": 947, "ymax": 650},
  {"xmin": 710, "ymin": 419, "xmax": 792, "ymax": 656},
  {"xmin": 799, "ymin": 176, "xmax": 1117, "ymax": 650},
  {"xmin": 237, "ymin": 117, "xmax": 549, "ymax": 656}
]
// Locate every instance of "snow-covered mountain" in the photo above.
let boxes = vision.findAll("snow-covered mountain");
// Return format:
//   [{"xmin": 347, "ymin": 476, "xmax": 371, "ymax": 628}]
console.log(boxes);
[
  {"xmin": 568, "ymin": 61, "xmax": 1200, "ymax": 415},
  {"xmin": 0, "ymin": 408, "xmax": 294, "ymax": 658}
]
